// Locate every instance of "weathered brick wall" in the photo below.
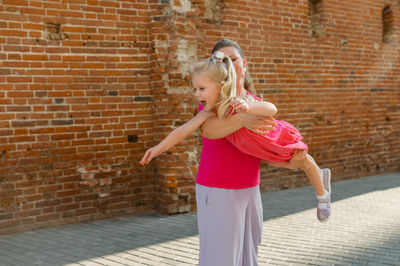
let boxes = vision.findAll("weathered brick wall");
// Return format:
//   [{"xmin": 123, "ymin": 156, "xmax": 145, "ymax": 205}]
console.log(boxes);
[
  {"xmin": 0, "ymin": 0, "xmax": 155, "ymax": 233},
  {"xmin": 198, "ymin": 0, "xmax": 400, "ymax": 192},
  {"xmin": 1, "ymin": 0, "xmax": 399, "ymax": 234}
]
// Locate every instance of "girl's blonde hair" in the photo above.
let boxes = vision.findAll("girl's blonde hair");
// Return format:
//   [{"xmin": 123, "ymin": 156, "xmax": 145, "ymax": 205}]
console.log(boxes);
[{"xmin": 190, "ymin": 52, "xmax": 237, "ymax": 119}]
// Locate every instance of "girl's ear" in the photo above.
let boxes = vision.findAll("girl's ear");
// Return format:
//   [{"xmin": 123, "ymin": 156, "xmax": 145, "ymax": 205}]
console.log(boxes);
[{"xmin": 220, "ymin": 81, "xmax": 225, "ymax": 87}]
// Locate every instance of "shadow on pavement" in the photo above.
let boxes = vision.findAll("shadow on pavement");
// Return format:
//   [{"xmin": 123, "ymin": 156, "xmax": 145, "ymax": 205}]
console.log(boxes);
[
  {"xmin": 261, "ymin": 172, "xmax": 400, "ymax": 220},
  {"xmin": 0, "ymin": 172, "xmax": 399, "ymax": 265}
]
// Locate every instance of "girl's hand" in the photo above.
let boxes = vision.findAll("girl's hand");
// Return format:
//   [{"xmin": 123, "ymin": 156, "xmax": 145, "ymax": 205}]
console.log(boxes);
[
  {"xmin": 140, "ymin": 146, "xmax": 162, "ymax": 165},
  {"xmin": 231, "ymin": 98, "xmax": 249, "ymax": 113}
]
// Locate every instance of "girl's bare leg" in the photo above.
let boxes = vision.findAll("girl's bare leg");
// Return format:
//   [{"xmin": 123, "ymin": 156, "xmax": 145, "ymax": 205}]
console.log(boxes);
[
  {"xmin": 298, "ymin": 153, "xmax": 325, "ymax": 196},
  {"xmin": 266, "ymin": 150, "xmax": 331, "ymax": 222},
  {"xmin": 263, "ymin": 151, "xmax": 326, "ymax": 196}
]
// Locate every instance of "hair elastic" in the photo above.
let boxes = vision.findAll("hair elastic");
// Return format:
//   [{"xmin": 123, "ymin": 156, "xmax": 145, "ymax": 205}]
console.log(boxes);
[{"xmin": 210, "ymin": 51, "xmax": 225, "ymax": 63}]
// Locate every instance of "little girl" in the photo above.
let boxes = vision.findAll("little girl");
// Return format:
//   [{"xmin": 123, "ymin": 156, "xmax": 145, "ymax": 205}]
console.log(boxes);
[{"xmin": 140, "ymin": 51, "xmax": 331, "ymax": 222}]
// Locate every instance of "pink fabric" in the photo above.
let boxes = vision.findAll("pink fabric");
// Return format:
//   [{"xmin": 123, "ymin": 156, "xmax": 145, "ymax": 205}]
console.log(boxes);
[
  {"xmin": 226, "ymin": 120, "xmax": 308, "ymax": 163},
  {"xmin": 196, "ymin": 137, "xmax": 261, "ymax": 189},
  {"xmin": 196, "ymin": 91, "xmax": 308, "ymax": 188},
  {"xmin": 196, "ymin": 91, "xmax": 261, "ymax": 189}
]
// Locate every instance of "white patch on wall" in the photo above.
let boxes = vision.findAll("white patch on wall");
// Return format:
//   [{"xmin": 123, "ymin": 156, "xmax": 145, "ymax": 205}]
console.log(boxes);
[
  {"xmin": 186, "ymin": 150, "xmax": 197, "ymax": 162},
  {"xmin": 205, "ymin": 0, "xmax": 222, "ymax": 24},
  {"xmin": 170, "ymin": 0, "xmax": 192, "ymax": 14},
  {"xmin": 167, "ymin": 39, "xmax": 197, "ymax": 94},
  {"xmin": 177, "ymin": 39, "xmax": 197, "ymax": 75}
]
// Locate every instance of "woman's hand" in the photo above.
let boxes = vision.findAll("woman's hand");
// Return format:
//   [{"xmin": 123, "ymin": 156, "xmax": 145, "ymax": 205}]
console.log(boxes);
[
  {"xmin": 287, "ymin": 150, "xmax": 307, "ymax": 169},
  {"xmin": 263, "ymin": 150, "xmax": 307, "ymax": 170},
  {"xmin": 239, "ymin": 113, "xmax": 277, "ymax": 135}
]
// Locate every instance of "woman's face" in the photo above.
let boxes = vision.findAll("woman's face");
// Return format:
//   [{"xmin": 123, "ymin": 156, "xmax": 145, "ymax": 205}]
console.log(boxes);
[{"xmin": 216, "ymin": 46, "xmax": 247, "ymax": 94}]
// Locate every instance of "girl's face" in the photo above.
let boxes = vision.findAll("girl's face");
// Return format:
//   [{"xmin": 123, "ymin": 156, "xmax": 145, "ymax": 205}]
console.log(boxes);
[
  {"xmin": 192, "ymin": 72, "xmax": 220, "ymax": 111},
  {"xmin": 216, "ymin": 46, "xmax": 247, "ymax": 95}
]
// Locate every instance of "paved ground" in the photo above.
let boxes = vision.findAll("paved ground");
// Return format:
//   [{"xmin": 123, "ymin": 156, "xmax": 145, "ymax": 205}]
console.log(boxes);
[{"xmin": 0, "ymin": 172, "xmax": 399, "ymax": 266}]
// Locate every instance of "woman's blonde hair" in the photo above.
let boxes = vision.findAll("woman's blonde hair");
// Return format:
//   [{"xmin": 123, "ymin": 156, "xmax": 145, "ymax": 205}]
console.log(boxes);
[{"xmin": 190, "ymin": 52, "xmax": 237, "ymax": 119}]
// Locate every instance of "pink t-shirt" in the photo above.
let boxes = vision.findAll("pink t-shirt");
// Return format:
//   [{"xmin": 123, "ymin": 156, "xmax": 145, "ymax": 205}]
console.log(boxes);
[{"xmin": 196, "ymin": 92, "xmax": 261, "ymax": 189}]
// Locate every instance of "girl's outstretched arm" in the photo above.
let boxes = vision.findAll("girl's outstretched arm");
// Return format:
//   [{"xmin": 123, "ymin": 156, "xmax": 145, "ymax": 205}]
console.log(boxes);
[{"xmin": 140, "ymin": 110, "xmax": 215, "ymax": 165}]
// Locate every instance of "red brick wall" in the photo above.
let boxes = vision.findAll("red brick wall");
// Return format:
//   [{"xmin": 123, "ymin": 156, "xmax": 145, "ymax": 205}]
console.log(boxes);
[
  {"xmin": 1, "ymin": 0, "xmax": 399, "ymax": 233},
  {"xmin": 0, "ymin": 0, "xmax": 155, "ymax": 233}
]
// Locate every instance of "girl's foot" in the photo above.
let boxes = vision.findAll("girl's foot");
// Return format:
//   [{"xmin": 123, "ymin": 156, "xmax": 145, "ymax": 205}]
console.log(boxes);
[{"xmin": 317, "ymin": 168, "xmax": 331, "ymax": 222}]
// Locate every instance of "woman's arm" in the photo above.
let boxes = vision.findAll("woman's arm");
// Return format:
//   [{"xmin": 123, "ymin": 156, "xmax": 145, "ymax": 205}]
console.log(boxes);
[
  {"xmin": 201, "ymin": 112, "xmax": 277, "ymax": 139},
  {"xmin": 263, "ymin": 160, "xmax": 295, "ymax": 169},
  {"xmin": 140, "ymin": 110, "xmax": 214, "ymax": 165},
  {"xmin": 201, "ymin": 97, "xmax": 277, "ymax": 139}
]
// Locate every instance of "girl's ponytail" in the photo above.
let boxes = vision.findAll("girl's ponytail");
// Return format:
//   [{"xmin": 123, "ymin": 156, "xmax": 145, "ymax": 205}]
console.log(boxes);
[
  {"xmin": 215, "ymin": 53, "xmax": 236, "ymax": 119},
  {"xmin": 190, "ymin": 51, "xmax": 237, "ymax": 119}
]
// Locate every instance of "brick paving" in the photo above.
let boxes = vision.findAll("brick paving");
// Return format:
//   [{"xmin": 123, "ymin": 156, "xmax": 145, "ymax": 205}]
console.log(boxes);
[{"xmin": 0, "ymin": 172, "xmax": 399, "ymax": 266}]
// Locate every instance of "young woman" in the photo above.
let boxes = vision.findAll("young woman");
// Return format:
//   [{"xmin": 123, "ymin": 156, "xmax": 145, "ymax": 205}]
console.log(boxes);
[{"xmin": 141, "ymin": 40, "xmax": 331, "ymax": 266}]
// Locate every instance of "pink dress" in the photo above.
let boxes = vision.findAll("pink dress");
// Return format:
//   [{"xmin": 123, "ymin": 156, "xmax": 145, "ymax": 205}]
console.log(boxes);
[{"xmin": 226, "ymin": 94, "xmax": 308, "ymax": 163}]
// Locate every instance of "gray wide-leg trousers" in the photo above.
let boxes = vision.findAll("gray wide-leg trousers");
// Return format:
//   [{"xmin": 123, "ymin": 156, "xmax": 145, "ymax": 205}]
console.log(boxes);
[{"xmin": 196, "ymin": 184, "xmax": 263, "ymax": 266}]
